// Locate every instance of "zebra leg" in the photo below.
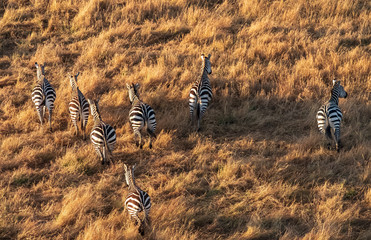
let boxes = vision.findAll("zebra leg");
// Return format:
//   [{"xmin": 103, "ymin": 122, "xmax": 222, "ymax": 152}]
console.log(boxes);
[
  {"xmin": 138, "ymin": 221, "xmax": 145, "ymax": 236},
  {"xmin": 95, "ymin": 147, "xmax": 104, "ymax": 165},
  {"xmin": 36, "ymin": 107, "xmax": 43, "ymax": 125},
  {"xmin": 82, "ymin": 127, "xmax": 86, "ymax": 141},
  {"xmin": 81, "ymin": 116, "xmax": 86, "ymax": 140},
  {"xmin": 334, "ymin": 128, "xmax": 341, "ymax": 152},
  {"xmin": 144, "ymin": 208, "xmax": 151, "ymax": 225},
  {"xmin": 48, "ymin": 109, "xmax": 52, "ymax": 131},
  {"xmin": 72, "ymin": 120, "xmax": 78, "ymax": 136},
  {"xmin": 196, "ymin": 104, "xmax": 201, "ymax": 132},
  {"xmin": 147, "ymin": 128, "xmax": 156, "ymax": 149},
  {"xmin": 325, "ymin": 126, "xmax": 332, "ymax": 149},
  {"xmin": 42, "ymin": 105, "xmax": 46, "ymax": 118},
  {"xmin": 135, "ymin": 214, "xmax": 145, "ymax": 236},
  {"xmin": 134, "ymin": 130, "xmax": 143, "ymax": 149},
  {"xmin": 132, "ymin": 213, "xmax": 141, "ymax": 226},
  {"xmin": 190, "ymin": 107, "xmax": 194, "ymax": 125},
  {"xmin": 102, "ymin": 144, "xmax": 107, "ymax": 165},
  {"xmin": 197, "ymin": 112, "xmax": 202, "ymax": 132}
]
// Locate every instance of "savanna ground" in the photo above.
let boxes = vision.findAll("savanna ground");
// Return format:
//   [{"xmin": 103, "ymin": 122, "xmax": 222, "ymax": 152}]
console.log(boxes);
[{"xmin": 0, "ymin": 0, "xmax": 370, "ymax": 239}]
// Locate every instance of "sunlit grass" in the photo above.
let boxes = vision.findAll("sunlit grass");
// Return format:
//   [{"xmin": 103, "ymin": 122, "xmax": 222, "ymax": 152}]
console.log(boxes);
[{"xmin": 0, "ymin": 0, "xmax": 370, "ymax": 239}]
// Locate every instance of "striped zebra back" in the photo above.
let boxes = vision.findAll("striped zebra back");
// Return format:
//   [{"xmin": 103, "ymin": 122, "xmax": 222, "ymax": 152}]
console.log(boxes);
[
  {"xmin": 189, "ymin": 54, "xmax": 213, "ymax": 128},
  {"xmin": 316, "ymin": 80, "xmax": 348, "ymax": 133},
  {"xmin": 90, "ymin": 121, "xmax": 116, "ymax": 151},
  {"xmin": 126, "ymin": 83, "xmax": 157, "ymax": 149},
  {"xmin": 42, "ymin": 78, "xmax": 56, "ymax": 111},
  {"xmin": 32, "ymin": 62, "xmax": 56, "ymax": 110},
  {"xmin": 316, "ymin": 80, "xmax": 348, "ymax": 151},
  {"xmin": 126, "ymin": 83, "xmax": 156, "ymax": 129},
  {"xmin": 34, "ymin": 62, "xmax": 56, "ymax": 110},
  {"xmin": 124, "ymin": 164, "xmax": 151, "ymax": 235},
  {"xmin": 129, "ymin": 102, "xmax": 157, "ymax": 132},
  {"xmin": 31, "ymin": 81, "xmax": 45, "ymax": 108},
  {"xmin": 69, "ymin": 73, "xmax": 89, "ymax": 130},
  {"xmin": 32, "ymin": 63, "xmax": 56, "ymax": 130},
  {"xmin": 88, "ymin": 99, "xmax": 116, "ymax": 164}
]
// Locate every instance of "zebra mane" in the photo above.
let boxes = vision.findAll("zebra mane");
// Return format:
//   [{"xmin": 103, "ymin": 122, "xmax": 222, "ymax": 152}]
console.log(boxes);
[
  {"xmin": 198, "ymin": 57, "xmax": 209, "ymax": 88},
  {"xmin": 35, "ymin": 62, "xmax": 46, "ymax": 82},
  {"xmin": 69, "ymin": 75, "xmax": 79, "ymax": 97},
  {"xmin": 124, "ymin": 164, "xmax": 140, "ymax": 192},
  {"xmin": 329, "ymin": 81, "xmax": 344, "ymax": 105},
  {"xmin": 127, "ymin": 83, "xmax": 141, "ymax": 104},
  {"xmin": 88, "ymin": 99, "xmax": 102, "ymax": 123}
]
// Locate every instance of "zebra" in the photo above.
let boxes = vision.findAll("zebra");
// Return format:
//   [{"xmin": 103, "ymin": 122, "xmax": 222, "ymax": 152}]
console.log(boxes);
[
  {"xmin": 31, "ymin": 62, "xmax": 56, "ymax": 131},
  {"xmin": 316, "ymin": 79, "xmax": 348, "ymax": 151},
  {"xmin": 189, "ymin": 53, "xmax": 212, "ymax": 131},
  {"xmin": 124, "ymin": 164, "xmax": 151, "ymax": 235},
  {"xmin": 87, "ymin": 98, "xmax": 116, "ymax": 165},
  {"xmin": 126, "ymin": 83, "xmax": 156, "ymax": 149},
  {"xmin": 68, "ymin": 72, "xmax": 89, "ymax": 140}
]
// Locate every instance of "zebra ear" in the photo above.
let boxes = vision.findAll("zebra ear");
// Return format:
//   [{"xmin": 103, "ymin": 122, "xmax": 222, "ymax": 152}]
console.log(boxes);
[
  {"xmin": 134, "ymin": 83, "xmax": 140, "ymax": 89},
  {"xmin": 126, "ymin": 83, "xmax": 131, "ymax": 89},
  {"xmin": 201, "ymin": 54, "xmax": 204, "ymax": 60},
  {"xmin": 35, "ymin": 62, "xmax": 39, "ymax": 68},
  {"xmin": 332, "ymin": 79, "xmax": 338, "ymax": 86},
  {"xmin": 208, "ymin": 54, "xmax": 211, "ymax": 59},
  {"xmin": 75, "ymin": 72, "xmax": 80, "ymax": 78}
]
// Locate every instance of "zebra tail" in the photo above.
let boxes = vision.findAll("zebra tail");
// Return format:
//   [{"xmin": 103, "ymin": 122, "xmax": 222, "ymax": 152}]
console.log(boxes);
[
  {"xmin": 103, "ymin": 136, "xmax": 113, "ymax": 165},
  {"xmin": 196, "ymin": 101, "xmax": 201, "ymax": 120}
]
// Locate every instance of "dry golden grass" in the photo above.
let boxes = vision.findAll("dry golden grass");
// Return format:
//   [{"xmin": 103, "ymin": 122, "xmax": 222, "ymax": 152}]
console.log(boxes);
[{"xmin": 0, "ymin": 0, "xmax": 370, "ymax": 239}]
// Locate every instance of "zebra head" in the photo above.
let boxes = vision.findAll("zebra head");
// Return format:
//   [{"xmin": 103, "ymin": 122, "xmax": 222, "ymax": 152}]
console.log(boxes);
[
  {"xmin": 126, "ymin": 83, "xmax": 140, "ymax": 103},
  {"xmin": 35, "ymin": 62, "xmax": 45, "ymax": 80},
  {"xmin": 124, "ymin": 164, "xmax": 136, "ymax": 188},
  {"xmin": 332, "ymin": 80, "xmax": 348, "ymax": 98},
  {"xmin": 69, "ymin": 72, "xmax": 80, "ymax": 89},
  {"xmin": 201, "ymin": 54, "xmax": 212, "ymax": 74}
]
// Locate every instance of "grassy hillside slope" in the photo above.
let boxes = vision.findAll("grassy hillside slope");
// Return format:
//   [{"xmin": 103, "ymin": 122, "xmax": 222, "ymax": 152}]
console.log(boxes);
[{"xmin": 0, "ymin": 0, "xmax": 370, "ymax": 239}]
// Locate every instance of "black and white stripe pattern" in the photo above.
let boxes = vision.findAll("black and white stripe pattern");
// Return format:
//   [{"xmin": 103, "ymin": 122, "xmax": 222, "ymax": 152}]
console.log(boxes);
[
  {"xmin": 316, "ymin": 79, "xmax": 348, "ymax": 151},
  {"xmin": 189, "ymin": 54, "xmax": 212, "ymax": 131},
  {"xmin": 69, "ymin": 72, "xmax": 89, "ymax": 139},
  {"xmin": 31, "ymin": 62, "xmax": 56, "ymax": 130},
  {"xmin": 126, "ymin": 83, "xmax": 156, "ymax": 149},
  {"xmin": 124, "ymin": 164, "xmax": 151, "ymax": 235},
  {"xmin": 88, "ymin": 99, "xmax": 116, "ymax": 165}
]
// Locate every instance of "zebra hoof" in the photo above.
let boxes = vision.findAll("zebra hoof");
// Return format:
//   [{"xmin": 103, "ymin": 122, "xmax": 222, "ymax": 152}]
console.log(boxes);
[
  {"xmin": 140, "ymin": 145, "xmax": 143, "ymax": 149},
  {"xmin": 149, "ymin": 144, "xmax": 152, "ymax": 149}
]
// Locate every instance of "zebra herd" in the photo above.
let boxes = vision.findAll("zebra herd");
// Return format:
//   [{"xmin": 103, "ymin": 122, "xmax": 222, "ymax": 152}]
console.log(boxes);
[{"xmin": 30, "ymin": 54, "xmax": 348, "ymax": 235}]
